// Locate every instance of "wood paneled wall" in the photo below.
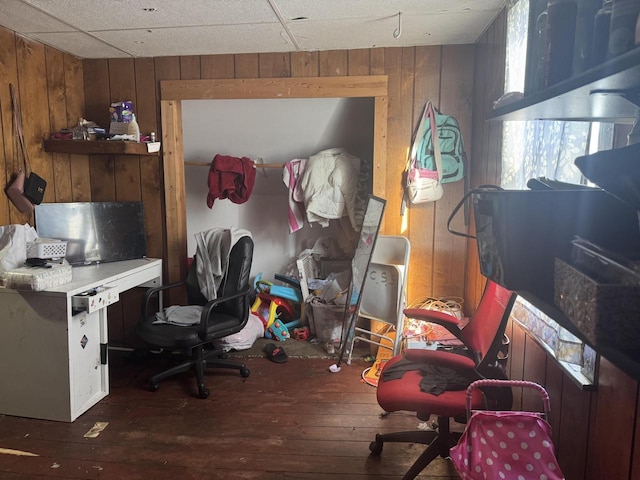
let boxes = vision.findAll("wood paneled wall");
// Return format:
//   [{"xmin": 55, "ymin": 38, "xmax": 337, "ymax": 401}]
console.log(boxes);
[
  {"xmin": 0, "ymin": 26, "xmax": 475, "ymax": 342},
  {"xmin": 0, "ymin": 30, "xmax": 86, "ymax": 226},
  {"xmin": 81, "ymin": 47, "xmax": 475, "ymax": 306}
]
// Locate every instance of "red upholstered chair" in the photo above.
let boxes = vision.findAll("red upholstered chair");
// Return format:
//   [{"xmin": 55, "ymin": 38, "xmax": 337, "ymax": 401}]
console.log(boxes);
[{"xmin": 370, "ymin": 280, "xmax": 516, "ymax": 480}]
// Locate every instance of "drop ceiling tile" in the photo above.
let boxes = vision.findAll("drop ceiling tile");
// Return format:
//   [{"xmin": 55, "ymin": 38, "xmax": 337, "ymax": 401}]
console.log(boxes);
[
  {"xmin": 28, "ymin": 31, "xmax": 131, "ymax": 58},
  {"xmin": 288, "ymin": 11, "xmax": 499, "ymax": 51},
  {"xmin": 22, "ymin": 0, "xmax": 280, "ymax": 31},
  {"xmin": 275, "ymin": 0, "xmax": 505, "ymax": 22},
  {"xmin": 0, "ymin": 0, "xmax": 75, "ymax": 33},
  {"xmin": 2, "ymin": 0, "xmax": 506, "ymax": 58},
  {"xmin": 93, "ymin": 23, "xmax": 295, "ymax": 57}
]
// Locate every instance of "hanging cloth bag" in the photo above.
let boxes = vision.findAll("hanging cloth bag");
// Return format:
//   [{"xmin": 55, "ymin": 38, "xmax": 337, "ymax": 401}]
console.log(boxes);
[
  {"xmin": 5, "ymin": 84, "xmax": 46, "ymax": 213},
  {"xmin": 403, "ymin": 101, "xmax": 444, "ymax": 205},
  {"xmin": 5, "ymin": 86, "xmax": 33, "ymax": 213}
]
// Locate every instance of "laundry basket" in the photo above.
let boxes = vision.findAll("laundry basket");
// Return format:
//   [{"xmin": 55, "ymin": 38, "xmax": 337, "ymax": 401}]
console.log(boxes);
[{"xmin": 450, "ymin": 379, "xmax": 565, "ymax": 480}]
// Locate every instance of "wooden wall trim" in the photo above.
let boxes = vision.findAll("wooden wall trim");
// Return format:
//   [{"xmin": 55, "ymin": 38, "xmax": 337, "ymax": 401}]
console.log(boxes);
[
  {"xmin": 160, "ymin": 75, "xmax": 388, "ymax": 100},
  {"xmin": 373, "ymin": 95, "xmax": 388, "ymax": 223},
  {"xmin": 159, "ymin": 75, "xmax": 388, "ymax": 285},
  {"xmin": 160, "ymin": 99, "xmax": 187, "ymax": 292}
]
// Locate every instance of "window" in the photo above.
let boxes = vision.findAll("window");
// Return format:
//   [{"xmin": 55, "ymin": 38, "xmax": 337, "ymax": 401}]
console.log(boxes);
[{"xmin": 501, "ymin": 0, "xmax": 612, "ymax": 190}]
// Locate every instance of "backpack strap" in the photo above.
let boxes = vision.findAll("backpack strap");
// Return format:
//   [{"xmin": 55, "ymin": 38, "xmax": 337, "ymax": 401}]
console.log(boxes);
[
  {"xmin": 401, "ymin": 101, "xmax": 443, "ymax": 214},
  {"xmin": 425, "ymin": 102, "xmax": 443, "ymax": 181}
]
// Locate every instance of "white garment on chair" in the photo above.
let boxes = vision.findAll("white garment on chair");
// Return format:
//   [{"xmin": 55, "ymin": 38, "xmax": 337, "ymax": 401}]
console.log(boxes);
[
  {"xmin": 153, "ymin": 305, "xmax": 203, "ymax": 326},
  {"xmin": 194, "ymin": 227, "xmax": 252, "ymax": 301}
]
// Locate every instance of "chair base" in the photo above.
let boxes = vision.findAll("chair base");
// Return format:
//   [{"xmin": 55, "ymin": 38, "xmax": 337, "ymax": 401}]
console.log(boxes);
[
  {"xmin": 147, "ymin": 345, "xmax": 250, "ymax": 399},
  {"xmin": 369, "ymin": 416, "xmax": 460, "ymax": 480}
]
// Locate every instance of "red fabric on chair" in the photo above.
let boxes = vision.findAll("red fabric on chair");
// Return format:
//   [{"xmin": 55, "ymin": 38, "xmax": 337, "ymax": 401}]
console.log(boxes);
[
  {"xmin": 403, "ymin": 348, "xmax": 477, "ymax": 370},
  {"xmin": 377, "ymin": 355, "xmax": 485, "ymax": 418}
]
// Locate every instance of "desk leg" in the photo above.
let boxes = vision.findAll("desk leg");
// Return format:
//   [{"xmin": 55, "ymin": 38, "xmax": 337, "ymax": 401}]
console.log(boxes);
[{"xmin": 99, "ymin": 308, "xmax": 110, "ymax": 395}]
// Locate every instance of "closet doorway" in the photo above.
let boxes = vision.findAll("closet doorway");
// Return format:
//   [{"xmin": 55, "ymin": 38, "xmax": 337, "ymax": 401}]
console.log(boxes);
[{"xmin": 160, "ymin": 76, "xmax": 388, "ymax": 285}]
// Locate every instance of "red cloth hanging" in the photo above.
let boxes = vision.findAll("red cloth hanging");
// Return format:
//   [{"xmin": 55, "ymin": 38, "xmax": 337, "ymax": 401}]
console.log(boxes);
[{"xmin": 206, "ymin": 154, "xmax": 257, "ymax": 208}]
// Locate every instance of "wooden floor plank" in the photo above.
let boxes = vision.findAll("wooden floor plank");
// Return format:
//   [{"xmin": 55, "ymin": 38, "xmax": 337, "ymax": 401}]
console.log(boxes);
[{"xmin": 0, "ymin": 354, "xmax": 460, "ymax": 479}]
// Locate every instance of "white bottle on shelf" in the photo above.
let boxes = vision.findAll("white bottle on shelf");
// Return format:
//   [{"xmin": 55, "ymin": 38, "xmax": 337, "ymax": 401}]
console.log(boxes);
[{"xmin": 127, "ymin": 113, "xmax": 140, "ymax": 142}]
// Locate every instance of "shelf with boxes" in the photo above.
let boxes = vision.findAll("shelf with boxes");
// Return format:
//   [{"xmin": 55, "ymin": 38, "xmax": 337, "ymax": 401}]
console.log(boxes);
[{"xmin": 43, "ymin": 139, "xmax": 160, "ymax": 156}]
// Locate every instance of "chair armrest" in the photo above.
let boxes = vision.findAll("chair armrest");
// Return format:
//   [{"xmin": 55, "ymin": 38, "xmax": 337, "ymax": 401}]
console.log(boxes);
[
  {"xmin": 403, "ymin": 308, "xmax": 460, "ymax": 326},
  {"xmin": 198, "ymin": 285, "xmax": 253, "ymax": 339},
  {"xmin": 143, "ymin": 281, "xmax": 186, "ymax": 318}
]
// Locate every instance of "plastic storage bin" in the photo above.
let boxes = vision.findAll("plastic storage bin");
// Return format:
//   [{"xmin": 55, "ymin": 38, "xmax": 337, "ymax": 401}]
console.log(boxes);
[{"xmin": 27, "ymin": 239, "xmax": 67, "ymax": 259}]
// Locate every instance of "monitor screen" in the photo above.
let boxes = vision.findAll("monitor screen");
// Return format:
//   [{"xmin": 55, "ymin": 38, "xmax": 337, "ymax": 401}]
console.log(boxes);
[{"xmin": 34, "ymin": 202, "xmax": 147, "ymax": 266}]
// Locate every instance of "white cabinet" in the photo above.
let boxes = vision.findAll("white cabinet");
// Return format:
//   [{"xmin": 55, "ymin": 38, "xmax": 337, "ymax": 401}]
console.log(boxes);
[{"xmin": 0, "ymin": 258, "xmax": 162, "ymax": 422}]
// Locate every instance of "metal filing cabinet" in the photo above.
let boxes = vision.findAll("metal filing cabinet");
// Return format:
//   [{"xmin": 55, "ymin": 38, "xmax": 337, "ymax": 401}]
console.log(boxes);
[{"xmin": 0, "ymin": 258, "xmax": 161, "ymax": 422}]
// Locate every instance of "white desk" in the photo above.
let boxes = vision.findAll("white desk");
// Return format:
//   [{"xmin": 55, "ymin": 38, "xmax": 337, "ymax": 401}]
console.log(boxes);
[{"xmin": 0, "ymin": 258, "xmax": 161, "ymax": 422}]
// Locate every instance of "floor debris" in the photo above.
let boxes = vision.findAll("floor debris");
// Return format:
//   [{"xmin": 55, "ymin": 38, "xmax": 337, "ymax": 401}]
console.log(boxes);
[
  {"xmin": 84, "ymin": 422, "xmax": 109, "ymax": 438},
  {"xmin": 0, "ymin": 448, "xmax": 39, "ymax": 457}
]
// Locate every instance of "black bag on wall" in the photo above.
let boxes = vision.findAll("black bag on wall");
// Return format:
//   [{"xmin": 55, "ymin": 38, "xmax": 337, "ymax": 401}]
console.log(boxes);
[{"xmin": 24, "ymin": 172, "xmax": 46, "ymax": 205}]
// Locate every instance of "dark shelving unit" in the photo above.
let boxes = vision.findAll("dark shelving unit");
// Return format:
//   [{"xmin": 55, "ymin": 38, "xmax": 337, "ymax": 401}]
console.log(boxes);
[
  {"xmin": 488, "ymin": 47, "xmax": 640, "ymax": 123},
  {"xmin": 487, "ymin": 46, "xmax": 640, "ymax": 382}
]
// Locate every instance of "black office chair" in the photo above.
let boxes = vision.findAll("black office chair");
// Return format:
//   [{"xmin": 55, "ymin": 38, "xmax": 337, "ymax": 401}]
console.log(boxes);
[{"xmin": 137, "ymin": 235, "xmax": 254, "ymax": 399}]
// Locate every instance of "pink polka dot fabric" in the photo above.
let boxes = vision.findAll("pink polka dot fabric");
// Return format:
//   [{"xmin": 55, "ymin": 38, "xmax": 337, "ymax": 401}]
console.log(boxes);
[{"xmin": 450, "ymin": 410, "xmax": 565, "ymax": 480}]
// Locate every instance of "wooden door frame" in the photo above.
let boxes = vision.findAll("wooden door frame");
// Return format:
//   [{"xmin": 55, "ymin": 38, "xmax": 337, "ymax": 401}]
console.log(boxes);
[{"xmin": 159, "ymin": 75, "xmax": 388, "ymax": 285}]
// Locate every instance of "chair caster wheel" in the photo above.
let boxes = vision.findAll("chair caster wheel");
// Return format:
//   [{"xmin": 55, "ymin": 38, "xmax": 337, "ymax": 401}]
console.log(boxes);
[
  {"xmin": 149, "ymin": 383, "xmax": 160, "ymax": 392},
  {"xmin": 240, "ymin": 367, "xmax": 250, "ymax": 378},
  {"xmin": 198, "ymin": 386, "xmax": 210, "ymax": 399},
  {"xmin": 369, "ymin": 438, "xmax": 383, "ymax": 456}
]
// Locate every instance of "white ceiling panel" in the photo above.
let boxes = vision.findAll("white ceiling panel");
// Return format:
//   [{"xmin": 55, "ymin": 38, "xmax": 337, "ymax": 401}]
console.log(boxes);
[
  {"xmin": 0, "ymin": 0, "xmax": 75, "ymax": 33},
  {"xmin": 0, "ymin": 0, "xmax": 506, "ymax": 58},
  {"xmin": 289, "ymin": 11, "xmax": 500, "ymax": 50},
  {"xmin": 93, "ymin": 23, "xmax": 295, "ymax": 58},
  {"xmin": 28, "ymin": 31, "xmax": 132, "ymax": 58},
  {"xmin": 21, "ymin": 0, "xmax": 280, "ymax": 31},
  {"xmin": 275, "ymin": 0, "xmax": 506, "ymax": 21}
]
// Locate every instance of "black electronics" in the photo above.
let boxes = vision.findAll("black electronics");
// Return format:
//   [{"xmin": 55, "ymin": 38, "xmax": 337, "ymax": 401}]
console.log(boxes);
[
  {"xmin": 35, "ymin": 202, "xmax": 147, "ymax": 266},
  {"xmin": 472, "ymin": 189, "xmax": 640, "ymax": 303}
]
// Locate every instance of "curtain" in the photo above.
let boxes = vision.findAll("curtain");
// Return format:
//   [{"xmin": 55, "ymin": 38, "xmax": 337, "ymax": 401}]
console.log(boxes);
[{"xmin": 500, "ymin": 0, "xmax": 590, "ymax": 189}]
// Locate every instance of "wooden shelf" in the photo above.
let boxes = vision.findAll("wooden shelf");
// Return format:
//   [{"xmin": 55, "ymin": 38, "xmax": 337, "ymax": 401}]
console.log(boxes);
[
  {"xmin": 43, "ymin": 140, "xmax": 160, "ymax": 156},
  {"xmin": 488, "ymin": 47, "xmax": 640, "ymax": 123}
]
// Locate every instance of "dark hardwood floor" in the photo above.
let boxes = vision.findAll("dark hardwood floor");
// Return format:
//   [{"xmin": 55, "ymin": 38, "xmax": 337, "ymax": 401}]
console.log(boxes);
[{"xmin": 0, "ymin": 350, "xmax": 461, "ymax": 479}]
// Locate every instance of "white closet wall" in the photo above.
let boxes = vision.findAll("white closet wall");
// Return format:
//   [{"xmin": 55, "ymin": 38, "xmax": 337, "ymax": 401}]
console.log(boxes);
[{"xmin": 182, "ymin": 97, "xmax": 374, "ymax": 280}]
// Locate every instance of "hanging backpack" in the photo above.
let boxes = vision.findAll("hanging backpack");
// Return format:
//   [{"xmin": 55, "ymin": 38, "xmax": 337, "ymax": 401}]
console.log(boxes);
[
  {"xmin": 402, "ymin": 101, "xmax": 467, "ymax": 209},
  {"xmin": 416, "ymin": 101, "xmax": 466, "ymax": 184},
  {"xmin": 403, "ymin": 101, "xmax": 443, "ymax": 205}
]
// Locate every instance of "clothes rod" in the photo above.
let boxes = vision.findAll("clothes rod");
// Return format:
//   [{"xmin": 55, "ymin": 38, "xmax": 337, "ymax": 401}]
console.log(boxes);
[{"xmin": 184, "ymin": 161, "xmax": 284, "ymax": 168}]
